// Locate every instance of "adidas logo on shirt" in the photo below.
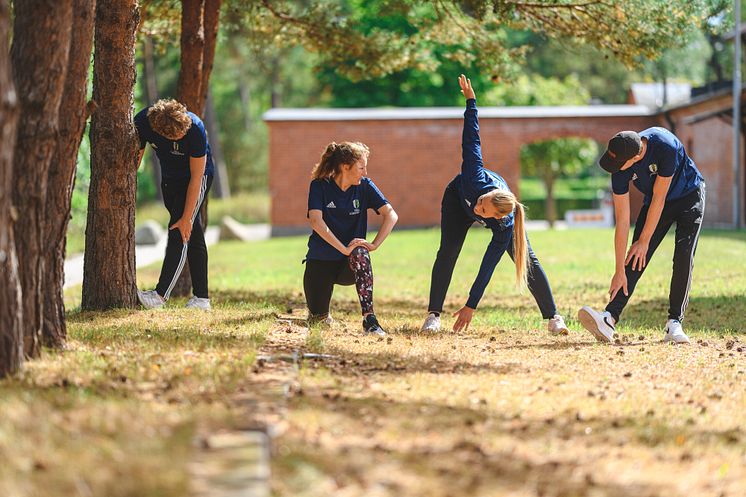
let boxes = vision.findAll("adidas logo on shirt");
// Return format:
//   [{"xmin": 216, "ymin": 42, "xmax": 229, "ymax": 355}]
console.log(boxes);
[{"xmin": 326, "ymin": 201, "xmax": 336, "ymax": 208}]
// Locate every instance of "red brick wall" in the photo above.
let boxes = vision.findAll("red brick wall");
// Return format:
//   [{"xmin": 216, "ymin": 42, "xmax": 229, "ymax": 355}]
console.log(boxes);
[{"xmin": 268, "ymin": 114, "xmax": 659, "ymax": 233}]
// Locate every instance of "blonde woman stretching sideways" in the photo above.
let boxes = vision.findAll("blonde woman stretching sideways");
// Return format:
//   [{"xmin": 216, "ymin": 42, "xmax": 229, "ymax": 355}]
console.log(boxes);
[{"xmin": 421, "ymin": 76, "xmax": 569, "ymax": 334}]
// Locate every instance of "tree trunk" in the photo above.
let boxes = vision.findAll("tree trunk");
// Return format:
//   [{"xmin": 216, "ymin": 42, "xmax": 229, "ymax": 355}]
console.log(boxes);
[
  {"xmin": 0, "ymin": 0, "xmax": 23, "ymax": 378},
  {"xmin": 270, "ymin": 56, "xmax": 281, "ymax": 108},
  {"xmin": 11, "ymin": 0, "xmax": 73, "ymax": 358},
  {"xmin": 543, "ymin": 174, "xmax": 556, "ymax": 229},
  {"xmin": 204, "ymin": 89, "xmax": 230, "ymax": 198},
  {"xmin": 142, "ymin": 36, "xmax": 162, "ymax": 201},
  {"xmin": 82, "ymin": 0, "xmax": 140, "ymax": 311},
  {"xmin": 198, "ymin": 0, "xmax": 220, "ymax": 113},
  {"xmin": 43, "ymin": 0, "xmax": 96, "ymax": 349},
  {"xmin": 177, "ymin": 0, "xmax": 205, "ymax": 114},
  {"xmin": 172, "ymin": 0, "xmax": 222, "ymax": 297}
]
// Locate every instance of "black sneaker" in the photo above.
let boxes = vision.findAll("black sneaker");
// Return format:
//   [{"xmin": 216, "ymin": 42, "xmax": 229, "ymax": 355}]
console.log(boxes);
[{"xmin": 363, "ymin": 314, "xmax": 386, "ymax": 337}]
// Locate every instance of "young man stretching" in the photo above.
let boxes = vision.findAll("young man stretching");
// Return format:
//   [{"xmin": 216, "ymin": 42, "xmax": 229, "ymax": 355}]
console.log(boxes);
[
  {"xmin": 134, "ymin": 99, "xmax": 215, "ymax": 310},
  {"xmin": 578, "ymin": 128, "xmax": 705, "ymax": 344}
]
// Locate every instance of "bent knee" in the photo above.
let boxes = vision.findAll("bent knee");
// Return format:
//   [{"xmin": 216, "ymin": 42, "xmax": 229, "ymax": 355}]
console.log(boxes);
[{"xmin": 349, "ymin": 246, "xmax": 370, "ymax": 258}]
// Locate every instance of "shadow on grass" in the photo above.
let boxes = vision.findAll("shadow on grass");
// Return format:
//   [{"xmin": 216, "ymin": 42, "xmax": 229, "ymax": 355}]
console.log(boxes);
[
  {"xmin": 277, "ymin": 390, "xmax": 695, "ymax": 497},
  {"xmin": 619, "ymin": 295, "xmax": 746, "ymax": 334},
  {"xmin": 307, "ymin": 344, "xmax": 527, "ymax": 376}
]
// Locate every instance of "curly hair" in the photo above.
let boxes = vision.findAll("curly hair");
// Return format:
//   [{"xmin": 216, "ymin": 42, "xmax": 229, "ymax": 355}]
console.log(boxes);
[
  {"xmin": 311, "ymin": 142, "xmax": 370, "ymax": 180},
  {"xmin": 147, "ymin": 99, "xmax": 192, "ymax": 140}
]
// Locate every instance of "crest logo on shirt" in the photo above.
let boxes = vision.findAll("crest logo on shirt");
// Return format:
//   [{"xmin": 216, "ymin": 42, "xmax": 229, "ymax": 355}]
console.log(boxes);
[
  {"xmin": 632, "ymin": 173, "xmax": 638, "ymax": 181},
  {"xmin": 353, "ymin": 199, "xmax": 360, "ymax": 209},
  {"xmin": 170, "ymin": 142, "xmax": 185, "ymax": 156},
  {"xmin": 326, "ymin": 201, "xmax": 336, "ymax": 208},
  {"xmin": 649, "ymin": 163, "xmax": 658, "ymax": 175}
]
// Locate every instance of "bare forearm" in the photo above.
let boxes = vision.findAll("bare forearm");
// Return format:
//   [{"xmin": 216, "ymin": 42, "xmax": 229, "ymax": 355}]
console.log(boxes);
[
  {"xmin": 370, "ymin": 211, "xmax": 398, "ymax": 248},
  {"xmin": 614, "ymin": 223, "xmax": 629, "ymax": 273},
  {"xmin": 310, "ymin": 218, "xmax": 347, "ymax": 254},
  {"xmin": 639, "ymin": 196, "xmax": 665, "ymax": 242},
  {"xmin": 182, "ymin": 178, "xmax": 202, "ymax": 222}
]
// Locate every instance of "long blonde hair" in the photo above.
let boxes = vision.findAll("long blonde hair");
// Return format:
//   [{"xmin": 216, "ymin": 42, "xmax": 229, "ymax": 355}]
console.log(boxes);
[
  {"xmin": 488, "ymin": 190, "xmax": 528, "ymax": 289},
  {"xmin": 311, "ymin": 141, "xmax": 370, "ymax": 180}
]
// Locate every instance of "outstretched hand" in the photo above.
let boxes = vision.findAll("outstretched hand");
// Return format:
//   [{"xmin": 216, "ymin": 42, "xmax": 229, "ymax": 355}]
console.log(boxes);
[
  {"xmin": 452, "ymin": 305, "xmax": 474, "ymax": 332},
  {"xmin": 459, "ymin": 74, "xmax": 476, "ymax": 100}
]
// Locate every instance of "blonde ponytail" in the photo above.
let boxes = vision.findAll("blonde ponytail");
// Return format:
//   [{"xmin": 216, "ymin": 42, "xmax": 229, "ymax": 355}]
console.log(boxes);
[
  {"xmin": 487, "ymin": 189, "xmax": 529, "ymax": 289},
  {"xmin": 512, "ymin": 202, "xmax": 529, "ymax": 290}
]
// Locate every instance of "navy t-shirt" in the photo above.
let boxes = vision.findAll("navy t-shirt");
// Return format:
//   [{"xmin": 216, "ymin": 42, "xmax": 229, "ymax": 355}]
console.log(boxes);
[
  {"xmin": 611, "ymin": 127, "xmax": 703, "ymax": 204},
  {"xmin": 134, "ymin": 108, "xmax": 215, "ymax": 181},
  {"xmin": 306, "ymin": 177, "xmax": 389, "ymax": 261}
]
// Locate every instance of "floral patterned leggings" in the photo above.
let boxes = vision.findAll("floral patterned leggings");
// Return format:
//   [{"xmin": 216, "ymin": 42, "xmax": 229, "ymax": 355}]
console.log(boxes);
[{"xmin": 303, "ymin": 247, "xmax": 374, "ymax": 319}]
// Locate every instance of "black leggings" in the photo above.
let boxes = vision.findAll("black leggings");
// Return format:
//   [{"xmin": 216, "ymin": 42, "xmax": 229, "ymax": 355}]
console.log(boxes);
[
  {"xmin": 304, "ymin": 247, "xmax": 374, "ymax": 319},
  {"xmin": 606, "ymin": 184, "xmax": 706, "ymax": 323},
  {"xmin": 155, "ymin": 175, "xmax": 213, "ymax": 299},
  {"xmin": 427, "ymin": 180, "xmax": 557, "ymax": 319}
]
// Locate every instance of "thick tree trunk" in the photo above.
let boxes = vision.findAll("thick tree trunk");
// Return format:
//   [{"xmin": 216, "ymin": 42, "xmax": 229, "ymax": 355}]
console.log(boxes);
[
  {"xmin": 0, "ymin": 0, "xmax": 23, "ymax": 378},
  {"xmin": 43, "ymin": 0, "xmax": 96, "ymax": 349},
  {"xmin": 177, "ymin": 0, "xmax": 205, "ymax": 114},
  {"xmin": 142, "ymin": 36, "xmax": 162, "ymax": 201},
  {"xmin": 11, "ymin": 0, "xmax": 72, "ymax": 358},
  {"xmin": 543, "ymin": 174, "xmax": 556, "ymax": 229},
  {"xmin": 204, "ymin": 90, "xmax": 230, "ymax": 198},
  {"xmin": 82, "ymin": 0, "xmax": 140, "ymax": 310}
]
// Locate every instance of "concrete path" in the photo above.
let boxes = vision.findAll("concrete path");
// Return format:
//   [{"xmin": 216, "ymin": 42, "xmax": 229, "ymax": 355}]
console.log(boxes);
[{"xmin": 63, "ymin": 226, "xmax": 222, "ymax": 289}]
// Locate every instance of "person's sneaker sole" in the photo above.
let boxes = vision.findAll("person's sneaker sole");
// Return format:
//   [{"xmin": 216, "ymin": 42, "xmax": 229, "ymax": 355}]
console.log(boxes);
[
  {"xmin": 663, "ymin": 334, "xmax": 690, "ymax": 345},
  {"xmin": 577, "ymin": 307, "xmax": 613, "ymax": 343}
]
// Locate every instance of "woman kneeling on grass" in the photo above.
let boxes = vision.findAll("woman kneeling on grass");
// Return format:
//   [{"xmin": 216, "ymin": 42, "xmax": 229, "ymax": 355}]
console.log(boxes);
[
  {"xmin": 421, "ymin": 75, "xmax": 569, "ymax": 335},
  {"xmin": 304, "ymin": 141, "xmax": 398, "ymax": 336}
]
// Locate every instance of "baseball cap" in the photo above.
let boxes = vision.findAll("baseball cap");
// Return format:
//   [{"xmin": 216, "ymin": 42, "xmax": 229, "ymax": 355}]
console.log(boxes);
[{"xmin": 599, "ymin": 131, "xmax": 642, "ymax": 173}]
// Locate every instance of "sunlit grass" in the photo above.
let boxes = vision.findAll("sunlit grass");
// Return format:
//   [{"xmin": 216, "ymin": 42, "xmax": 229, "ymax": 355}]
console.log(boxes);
[{"xmin": 3, "ymin": 227, "xmax": 745, "ymax": 497}]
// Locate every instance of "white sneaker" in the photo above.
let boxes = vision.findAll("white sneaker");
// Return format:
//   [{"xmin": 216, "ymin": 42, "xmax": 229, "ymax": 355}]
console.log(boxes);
[
  {"xmin": 420, "ymin": 313, "xmax": 441, "ymax": 333},
  {"xmin": 577, "ymin": 306, "xmax": 616, "ymax": 343},
  {"xmin": 663, "ymin": 319, "xmax": 690, "ymax": 344},
  {"xmin": 137, "ymin": 289, "xmax": 165, "ymax": 310},
  {"xmin": 185, "ymin": 296, "xmax": 211, "ymax": 310},
  {"xmin": 547, "ymin": 314, "xmax": 569, "ymax": 335}
]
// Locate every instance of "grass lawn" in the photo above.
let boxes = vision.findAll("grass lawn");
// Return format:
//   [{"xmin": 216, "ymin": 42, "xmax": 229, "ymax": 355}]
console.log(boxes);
[{"xmin": 2, "ymin": 227, "xmax": 745, "ymax": 496}]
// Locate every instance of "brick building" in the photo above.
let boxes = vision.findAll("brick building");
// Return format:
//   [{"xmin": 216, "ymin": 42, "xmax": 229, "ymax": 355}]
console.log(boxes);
[{"xmin": 264, "ymin": 88, "xmax": 745, "ymax": 234}]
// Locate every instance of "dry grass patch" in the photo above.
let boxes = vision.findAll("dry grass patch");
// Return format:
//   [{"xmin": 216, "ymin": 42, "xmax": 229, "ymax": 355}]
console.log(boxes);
[
  {"xmin": 0, "ymin": 298, "xmax": 276, "ymax": 497},
  {"xmin": 271, "ymin": 301, "xmax": 746, "ymax": 497}
]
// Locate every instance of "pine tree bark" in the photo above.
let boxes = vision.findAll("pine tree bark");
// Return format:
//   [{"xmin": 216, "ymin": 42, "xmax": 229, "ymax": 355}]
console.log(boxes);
[
  {"xmin": 0, "ymin": 0, "xmax": 23, "ymax": 378},
  {"xmin": 172, "ymin": 0, "xmax": 222, "ymax": 297},
  {"xmin": 198, "ymin": 0, "xmax": 221, "ymax": 113},
  {"xmin": 43, "ymin": 0, "xmax": 96, "ymax": 348},
  {"xmin": 82, "ymin": 0, "xmax": 140, "ymax": 310},
  {"xmin": 177, "ymin": 0, "xmax": 205, "ymax": 114},
  {"xmin": 11, "ymin": 0, "xmax": 73, "ymax": 358}
]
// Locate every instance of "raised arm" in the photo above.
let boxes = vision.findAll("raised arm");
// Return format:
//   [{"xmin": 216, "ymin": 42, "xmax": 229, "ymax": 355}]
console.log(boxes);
[{"xmin": 459, "ymin": 74, "xmax": 484, "ymax": 179}]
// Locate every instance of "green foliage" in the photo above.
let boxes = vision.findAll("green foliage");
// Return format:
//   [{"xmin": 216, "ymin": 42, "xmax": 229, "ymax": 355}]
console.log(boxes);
[{"xmin": 521, "ymin": 137, "xmax": 599, "ymax": 180}]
